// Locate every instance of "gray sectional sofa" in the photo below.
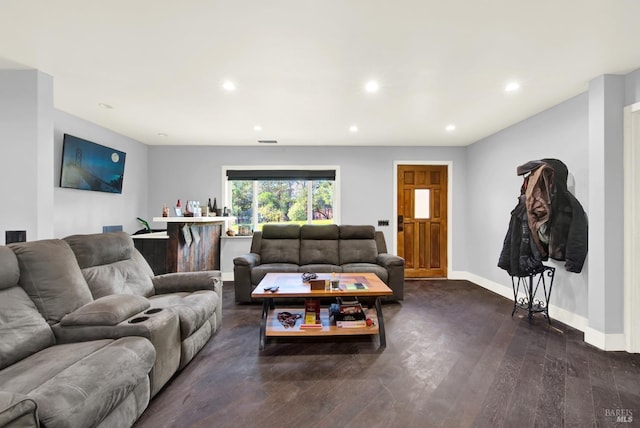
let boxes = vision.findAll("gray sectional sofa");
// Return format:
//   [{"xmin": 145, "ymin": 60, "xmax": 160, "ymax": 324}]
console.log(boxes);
[
  {"xmin": 233, "ymin": 224, "xmax": 405, "ymax": 302},
  {"xmin": 0, "ymin": 232, "xmax": 222, "ymax": 427}
]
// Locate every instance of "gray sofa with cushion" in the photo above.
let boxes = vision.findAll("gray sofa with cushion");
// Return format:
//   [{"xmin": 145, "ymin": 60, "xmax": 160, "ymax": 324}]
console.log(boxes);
[
  {"xmin": 0, "ymin": 245, "xmax": 155, "ymax": 428},
  {"xmin": 63, "ymin": 231, "xmax": 222, "ymax": 372},
  {"xmin": 0, "ymin": 232, "xmax": 222, "ymax": 427},
  {"xmin": 233, "ymin": 224, "xmax": 404, "ymax": 303}
]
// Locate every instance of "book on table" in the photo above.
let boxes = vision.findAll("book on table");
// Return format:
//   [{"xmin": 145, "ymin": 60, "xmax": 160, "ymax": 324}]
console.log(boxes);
[
  {"xmin": 330, "ymin": 299, "xmax": 368, "ymax": 327},
  {"xmin": 301, "ymin": 298, "xmax": 322, "ymax": 328},
  {"xmin": 339, "ymin": 282, "xmax": 368, "ymax": 291}
]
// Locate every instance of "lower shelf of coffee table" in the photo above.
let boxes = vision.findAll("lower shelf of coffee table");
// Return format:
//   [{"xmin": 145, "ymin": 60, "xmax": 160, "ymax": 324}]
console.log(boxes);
[{"xmin": 266, "ymin": 308, "xmax": 379, "ymax": 336}]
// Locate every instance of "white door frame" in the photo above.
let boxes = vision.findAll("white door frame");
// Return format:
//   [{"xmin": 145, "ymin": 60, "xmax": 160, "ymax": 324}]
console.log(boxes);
[
  {"xmin": 623, "ymin": 102, "xmax": 640, "ymax": 353},
  {"xmin": 393, "ymin": 160, "xmax": 453, "ymax": 277}
]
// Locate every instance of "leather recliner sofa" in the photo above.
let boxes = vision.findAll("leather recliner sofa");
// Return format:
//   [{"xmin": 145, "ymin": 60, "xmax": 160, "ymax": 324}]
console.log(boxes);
[
  {"xmin": 233, "ymin": 224, "xmax": 404, "ymax": 303},
  {"xmin": 0, "ymin": 244, "xmax": 155, "ymax": 428},
  {"xmin": 0, "ymin": 232, "xmax": 222, "ymax": 427},
  {"xmin": 63, "ymin": 231, "xmax": 222, "ymax": 371}
]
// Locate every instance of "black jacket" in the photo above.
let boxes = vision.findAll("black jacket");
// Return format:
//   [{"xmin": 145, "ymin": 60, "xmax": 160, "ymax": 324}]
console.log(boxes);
[
  {"xmin": 498, "ymin": 158, "xmax": 588, "ymax": 276},
  {"xmin": 498, "ymin": 195, "xmax": 546, "ymax": 276}
]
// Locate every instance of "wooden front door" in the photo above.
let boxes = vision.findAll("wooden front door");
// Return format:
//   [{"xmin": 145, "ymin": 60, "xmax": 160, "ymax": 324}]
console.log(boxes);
[{"xmin": 397, "ymin": 164, "xmax": 448, "ymax": 278}]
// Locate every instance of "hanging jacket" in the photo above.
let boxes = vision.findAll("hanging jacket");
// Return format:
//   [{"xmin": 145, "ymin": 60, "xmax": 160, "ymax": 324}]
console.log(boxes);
[
  {"xmin": 498, "ymin": 195, "xmax": 546, "ymax": 276},
  {"xmin": 499, "ymin": 158, "xmax": 588, "ymax": 275}
]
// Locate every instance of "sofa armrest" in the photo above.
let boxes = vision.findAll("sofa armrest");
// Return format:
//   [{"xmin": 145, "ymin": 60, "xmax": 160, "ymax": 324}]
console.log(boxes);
[
  {"xmin": 152, "ymin": 271, "xmax": 221, "ymax": 294},
  {"xmin": 377, "ymin": 253, "xmax": 405, "ymax": 301},
  {"xmin": 233, "ymin": 253, "xmax": 260, "ymax": 303},
  {"xmin": 60, "ymin": 294, "xmax": 150, "ymax": 326},
  {"xmin": 376, "ymin": 253, "xmax": 405, "ymax": 268},
  {"xmin": 53, "ymin": 307, "xmax": 181, "ymax": 398},
  {"xmin": 233, "ymin": 253, "xmax": 261, "ymax": 268},
  {"xmin": 0, "ymin": 391, "xmax": 39, "ymax": 428}
]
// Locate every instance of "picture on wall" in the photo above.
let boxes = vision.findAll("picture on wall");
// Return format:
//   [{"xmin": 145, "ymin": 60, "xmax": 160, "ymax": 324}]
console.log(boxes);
[{"xmin": 60, "ymin": 134, "xmax": 126, "ymax": 194}]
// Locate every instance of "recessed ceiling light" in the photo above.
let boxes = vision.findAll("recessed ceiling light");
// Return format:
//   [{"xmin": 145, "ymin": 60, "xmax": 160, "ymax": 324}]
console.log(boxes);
[
  {"xmin": 445, "ymin": 124, "xmax": 456, "ymax": 132},
  {"xmin": 258, "ymin": 140, "xmax": 277, "ymax": 144},
  {"xmin": 254, "ymin": 125, "xmax": 262, "ymax": 131},
  {"xmin": 98, "ymin": 103, "xmax": 113, "ymax": 109},
  {"xmin": 505, "ymin": 82, "xmax": 520, "ymax": 92},
  {"xmin": 365, "ymin": 80, "xmax": 379, "ymax": 93},
  {"xmin": 157, "ymin": 132, "xmax": 168, "ymax": 137},
  {"xmin": 222, "ymin": 81, "xmax": 236, "ymax": 91},
  {"xmin": 349, "ymin": 125, "xmax": 359, "ymax": 133}
]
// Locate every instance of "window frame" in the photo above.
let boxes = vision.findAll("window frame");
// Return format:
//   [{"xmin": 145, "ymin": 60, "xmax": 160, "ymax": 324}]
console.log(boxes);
[{"xmin": 222, "ymin": 165, "xmax": 341, "ymax": 228}]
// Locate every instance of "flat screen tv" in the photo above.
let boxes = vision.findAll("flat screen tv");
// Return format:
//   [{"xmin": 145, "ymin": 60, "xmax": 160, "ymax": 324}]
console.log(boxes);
[{"xmin": 60, "ymin": 134, "xmax": 126, "ymax": 194}]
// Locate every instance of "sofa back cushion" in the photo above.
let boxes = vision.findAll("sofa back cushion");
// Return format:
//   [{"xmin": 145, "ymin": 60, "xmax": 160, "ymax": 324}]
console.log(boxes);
[
  {"xmin": 64, "ymin": 233, "xmax": 155, "ymax": 298},
  {"xmin": 0, "ymin": 246, "xmax": 20, "ymax": 291},
  {"xmin": 260, "ymin": 224, "xmax": 301, "ymax": 264},
  {"xmin": 338, "ymin": 225, "xmax": 378, "ymax": 264},
  {"xmin": 64, "ymin": 231, "xmax": 133, "ymax": 268},
  {"xmin": 0, "ymin": 287, "xmax": 56, "ymax": 370},
  {"xmin": 10, "ymin": 240, "xmax": 93, "ymax": 325},
  {"xmin": 0, "ymin": 247, "xmax": 55, "ymax": 369},
  {"xmin": 300, "ymin": 225, "xmax": 339, "ymax": 265}
]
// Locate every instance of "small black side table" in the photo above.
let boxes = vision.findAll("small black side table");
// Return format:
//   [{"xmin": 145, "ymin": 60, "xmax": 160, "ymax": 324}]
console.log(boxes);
[{"xmin": 510, "ymin": 265, "xmax": 556, "ymax": 323}]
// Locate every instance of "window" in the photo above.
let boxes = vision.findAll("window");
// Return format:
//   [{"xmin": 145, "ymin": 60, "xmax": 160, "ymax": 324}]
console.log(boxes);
[{"xmin": 225, "ymin": 167, "xmax": 338, "ymax": 233}]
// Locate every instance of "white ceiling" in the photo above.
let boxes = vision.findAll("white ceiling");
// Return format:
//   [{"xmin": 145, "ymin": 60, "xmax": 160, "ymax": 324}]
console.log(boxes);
[{"xmin": 1, "ymin": 1, "xmax": 639, "ymax": 147}]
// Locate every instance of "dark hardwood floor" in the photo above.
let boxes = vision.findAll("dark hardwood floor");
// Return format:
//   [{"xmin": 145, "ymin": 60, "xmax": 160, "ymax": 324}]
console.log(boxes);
[{"xmin": 134, "ymin": 280, "xmax": 640, "ymax": 428}]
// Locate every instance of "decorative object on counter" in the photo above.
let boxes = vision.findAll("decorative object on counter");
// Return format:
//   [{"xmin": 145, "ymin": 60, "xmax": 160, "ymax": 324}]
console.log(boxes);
[
  {"xmin": 226, "ymin": 228, "xmax": 236, "ymax": 236},
  {"xmin": 222, "ymin": 206, "xmax": 229, "ymax": 216},
  {"xmin": 174, "ymin": 199, "xmax": 182, "ymax": 217},
  {"xmin": 237, "ymin": 225, "xmax": 252, "ymax": 236},
  {"xmin": 209, "ymin": 198, "xmax": 218, "ymax": 216},
  {"xmin": 184, "ymin": 200, "xmax": 202, "ymax": 217},
  {"xmin": 162, "ymin": 204, "xmax": 169, "ymax": 217}
]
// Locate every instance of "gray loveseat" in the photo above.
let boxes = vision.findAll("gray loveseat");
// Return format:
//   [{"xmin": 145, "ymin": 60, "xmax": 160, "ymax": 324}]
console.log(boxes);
[
  {"xmin": 0, "ymin": 232, "xmax": 222, "ymax": 427},
  {"xmin": 233, "ymin": 224, "xmax": 404, "ymax": 303}
]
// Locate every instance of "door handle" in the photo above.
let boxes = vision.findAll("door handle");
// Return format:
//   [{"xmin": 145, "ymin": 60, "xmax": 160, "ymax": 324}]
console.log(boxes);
[{"xmin": 398, "ymin": 215, "xmax": 403, "ymax": 232}]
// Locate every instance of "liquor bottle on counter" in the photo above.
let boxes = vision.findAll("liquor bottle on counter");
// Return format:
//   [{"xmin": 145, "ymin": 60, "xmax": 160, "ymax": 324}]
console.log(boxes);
[{"xmin": 212, "ymin": 198, "xmax": 218, "ymax": 215}]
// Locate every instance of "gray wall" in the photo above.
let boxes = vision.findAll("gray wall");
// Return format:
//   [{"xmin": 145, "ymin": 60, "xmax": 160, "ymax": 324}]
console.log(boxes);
[
  {"xmin": 147, "ymin": 145, "xmax": 468, "ymax": 268},
  {"xmin": 588, "ymin": 75, "xmax": 625, "ymax": 335},
  {"xmin": 466, "ymin": 93, "xmax": 590, "ymax": 319},
  {"xmin": 0, "ymin": 70, "xmax": 150, "ymax": 240},
  {"xmin": 53, "ymin": 110, "xmax": 150, "ymax": 237},
  {"xmin": 0, "ymin": 70, "xmax": 54, "ymax": 242},
  {"xmin": 625, "ymin": 68, "xmax": 640, "ymax": 104}
]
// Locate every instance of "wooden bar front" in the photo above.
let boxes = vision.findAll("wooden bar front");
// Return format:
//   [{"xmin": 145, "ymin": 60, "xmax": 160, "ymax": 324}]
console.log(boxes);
[{"xmin": 152, "ymin": 217, "xmax": 228, "ymax": 273}]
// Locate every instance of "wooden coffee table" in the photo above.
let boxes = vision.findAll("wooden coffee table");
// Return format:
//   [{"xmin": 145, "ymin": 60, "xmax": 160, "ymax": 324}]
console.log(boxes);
[{"xmin": 251, "ymin": 272, "xmax": 393, "ymax": 350}]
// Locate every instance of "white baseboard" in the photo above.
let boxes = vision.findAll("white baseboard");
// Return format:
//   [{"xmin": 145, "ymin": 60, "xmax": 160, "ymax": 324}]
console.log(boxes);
[
  {"xmin": 584, "ymin": 328, "xmax": 627, "ymax": 351},
  {"xmin": 450, "ymin": 270, "xmax": 588, "ymax": 334}
]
